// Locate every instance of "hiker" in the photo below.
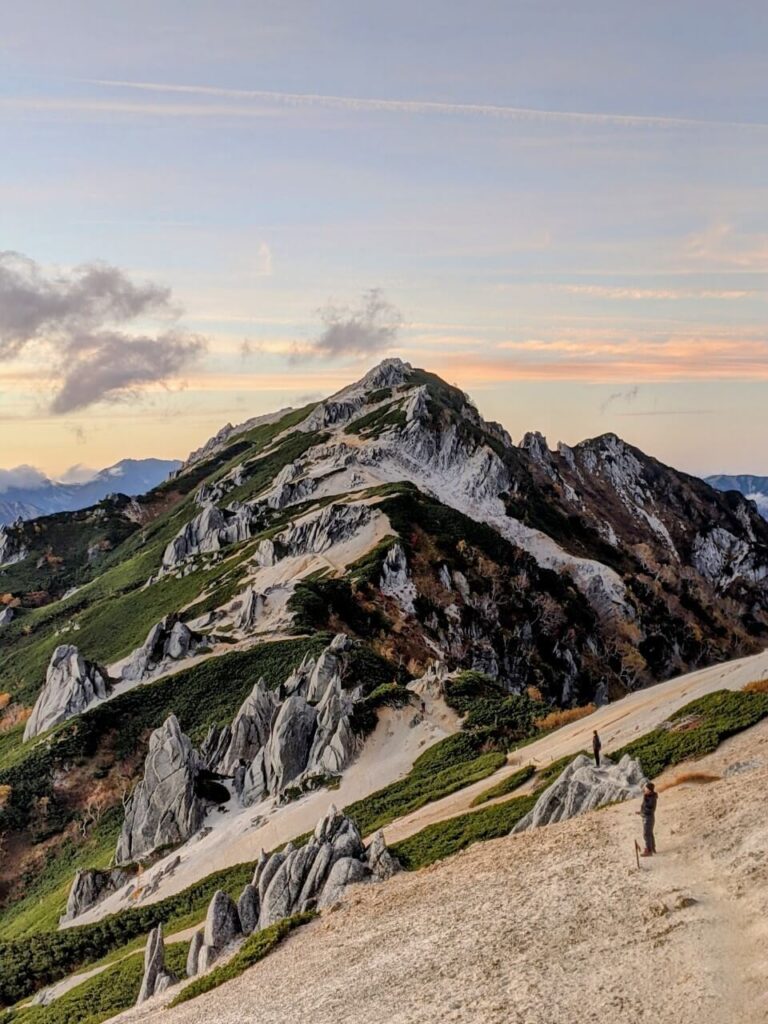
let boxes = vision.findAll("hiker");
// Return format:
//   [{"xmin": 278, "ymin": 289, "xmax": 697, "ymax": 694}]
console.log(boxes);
[
  {"xmin": 637, "ymin": 782, "xmax": 658, "ymax": 856},
  {"xmin": 592, "ymin": 729, "xmax": 602, "ymax": 767},
  {"xmin": 420, "ymin": 699, "xmax": 426, "ymax": 716}
]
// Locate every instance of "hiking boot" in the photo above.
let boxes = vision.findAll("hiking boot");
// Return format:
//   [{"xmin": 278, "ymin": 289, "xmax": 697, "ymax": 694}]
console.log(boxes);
[{"xmin": 640, "ymin": 850, "xmax": 653, "ymax": 857}]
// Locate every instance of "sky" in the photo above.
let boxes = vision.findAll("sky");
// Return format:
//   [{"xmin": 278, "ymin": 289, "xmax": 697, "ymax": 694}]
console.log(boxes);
[{"xmin": 1, "ymin": 0, "xmax": 767, "ymax": 483}]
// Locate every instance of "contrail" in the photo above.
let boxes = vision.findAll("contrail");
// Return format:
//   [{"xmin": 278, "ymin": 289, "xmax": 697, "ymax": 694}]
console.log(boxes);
[{"xmin": 81, "ymin": 77, "xmax": 768, "ymax": 132}]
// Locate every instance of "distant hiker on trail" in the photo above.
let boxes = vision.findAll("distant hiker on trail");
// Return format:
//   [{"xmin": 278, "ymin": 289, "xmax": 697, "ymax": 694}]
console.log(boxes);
[
  {"xmin": 592, "ymin": 730, "xmax": 602, "ymax": 767},
  {"xmin": 637, "ymin": 782, "xmax": 658, "ymax": 856}
]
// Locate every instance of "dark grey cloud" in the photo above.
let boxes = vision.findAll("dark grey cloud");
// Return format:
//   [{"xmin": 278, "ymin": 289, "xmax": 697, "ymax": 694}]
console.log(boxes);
[
  {"xmin": 51, "ymin": 330, "xmax": 206, "ymax": 414},
  {"xmin": 306, "ymin": 288, "xmax": 402, "ymax": 359},
  {"xmin": 0, "ymin": 251, "xmax": 206, "ymax": 413}
]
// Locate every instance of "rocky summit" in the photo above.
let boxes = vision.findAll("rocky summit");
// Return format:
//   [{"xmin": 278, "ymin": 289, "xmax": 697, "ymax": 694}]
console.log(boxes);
[{"xmin": 2, "ymin": 360, "xmax": 768, "ymax": 1020}]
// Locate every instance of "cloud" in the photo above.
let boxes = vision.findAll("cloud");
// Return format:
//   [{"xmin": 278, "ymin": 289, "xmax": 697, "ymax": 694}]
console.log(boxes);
[
  {"xmin": 0, "ymin": 252, "xmax": 206, "ymax": 413},
  {"xmin": 601, "ymin": 385, "xmax": 639, "ymax": 413},
  {"xmin": 50, "ymin": 330, "xmax": 206, "ymax": 414},
  {"xmin": 256, "ymin": 242, "xmax": 273, "ymax": 277},
  {"xmin": 84, "ymin": 79, "xmax": 768, "ymax": 133},
  {"xmin": 563, "ymin": 284, "xmax": 754, "ymax": 300},
  {"xmin": 57, "ymin": 463, "xmax": 99, "ymax": 485},
  {"xmin": 0, "ymin": 464, "xmax": 50, "ymax": 494},
  {"xmin": 304, "ymin": 289, "xmax": 402, "ymax": 360}
]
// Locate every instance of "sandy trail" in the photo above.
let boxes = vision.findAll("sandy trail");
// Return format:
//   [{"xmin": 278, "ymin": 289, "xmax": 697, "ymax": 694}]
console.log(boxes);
[
  {"xmin": 382, "ymin": 646, "xmax": 768, "ymax": 844},
  {"xmin": 72, "ymin": 695, "xmax": 460, "ymax": 927},
  {"xmin": 110, "ymin": 716, "xmax": 768, "ymax": 1024}
]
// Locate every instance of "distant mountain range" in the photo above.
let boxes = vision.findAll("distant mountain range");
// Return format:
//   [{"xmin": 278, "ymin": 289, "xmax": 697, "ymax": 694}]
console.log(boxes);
[
  {"xmin": 0, "ymin": 458, "xmax": 181, "ymax": 525},
  {"xmin": 706, "ymin": 475, "xmax": 768, "ymax": 518}
]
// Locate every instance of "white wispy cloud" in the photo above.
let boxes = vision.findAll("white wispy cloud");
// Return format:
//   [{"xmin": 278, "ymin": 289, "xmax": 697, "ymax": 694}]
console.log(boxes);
[
  {"xmin": 75, "ymin": 78, "xmax": 768, "ymax": 132},
  {"xmin": 563, "ymin": 285, "xmax": 756, "ymax": 300}
]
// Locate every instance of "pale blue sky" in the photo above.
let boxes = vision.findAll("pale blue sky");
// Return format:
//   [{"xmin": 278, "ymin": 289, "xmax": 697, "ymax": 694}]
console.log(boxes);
[{"xmin": 1, "ymin": 1, "xmax": 767, "ymax": 478}]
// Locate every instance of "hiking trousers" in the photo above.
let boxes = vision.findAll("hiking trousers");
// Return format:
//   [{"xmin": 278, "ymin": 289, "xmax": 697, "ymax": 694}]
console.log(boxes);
[{"xmin": 642, "ymin": 813, "xmax": 656, "ymax": 854}]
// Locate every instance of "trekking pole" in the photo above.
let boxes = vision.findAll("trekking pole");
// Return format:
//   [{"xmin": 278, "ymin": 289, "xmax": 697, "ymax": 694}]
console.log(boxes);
[{"xmin": 634, "ymin": 839, "xmax": 641, "ymax": 870}]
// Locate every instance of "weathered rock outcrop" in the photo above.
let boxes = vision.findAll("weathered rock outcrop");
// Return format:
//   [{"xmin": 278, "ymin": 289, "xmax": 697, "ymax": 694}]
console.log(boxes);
[
  {"xmin": 379, "ymin": 542, "xmax": 417, "ymax": 614},
  {"xmin": 195, "ymin": 889, "xmax": 242, "ymax": 973},
  {"xmin": 511, "ymin": 754, "xmax": 646, "ymax": 833},
  {"xmin": 186, "ymin": 807, "xmax": 398, "ymax": 977},
  {"xmin": 0, "ymin": 606, "xmax": 14, "ymax": 627},
  {"xmin": 115, "ymin": 715, "xmax": 206, "ymax": 865},
  {"xmin": 24, "ymin": 645, "xmax": 111, "ymax": 741},
  {"xmin": 0, "ymin": 523, "xmax": 27, "ymax": 566},
  {"xmin": 228, "ymin": 635, "xmax": 359, "ymax": 806},
  {"xmin": 60, "ymin": 866, "xmax": 135, "ymax": 924},
  {"xmin": 161, "ymin": 503, "xmax": 255, "ymax": 571},
  {"xmin": 136, "ymin": 924, "xmax": 177, "ymax": 1004},
  {"xmin": 215, "ymin": 677, "xmax": 276, "ymax": 776},
  {"xmin": 121, "ymin": 615, "xmax": 202, "ymax": 682}
]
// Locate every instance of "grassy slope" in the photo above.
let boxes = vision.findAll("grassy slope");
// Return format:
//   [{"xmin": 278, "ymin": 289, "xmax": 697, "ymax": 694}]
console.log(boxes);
[{"xmin": 0, "ymin": 406, "xmax": 319, "ymax": 707}]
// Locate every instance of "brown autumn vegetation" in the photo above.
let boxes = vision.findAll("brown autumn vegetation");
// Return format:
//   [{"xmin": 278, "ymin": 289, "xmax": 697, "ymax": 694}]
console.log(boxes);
[
  {"xmin": 534, "ymin": 703, "xmax": 597, "ymax": 732},
  {"xmin": 742, "ymin": 678, "xmax": 768, "ymax": 695}
]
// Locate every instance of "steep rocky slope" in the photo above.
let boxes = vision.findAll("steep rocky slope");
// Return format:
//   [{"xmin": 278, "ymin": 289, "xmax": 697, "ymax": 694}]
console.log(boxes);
[
  {"xmin": 110, "ymin": 720, "xmax": 768, "ymax": 1024},
  {"xmin": 2, "ymin": 359, "xmax": 768, "ymax": 1010}
]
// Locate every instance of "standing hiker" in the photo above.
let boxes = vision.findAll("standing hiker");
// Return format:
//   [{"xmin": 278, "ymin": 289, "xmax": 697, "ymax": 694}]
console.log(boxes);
[
  {"xmin": 592, "ymin": 729, "xmax": 602, "ymax": 767},
  {"xmin": 638, "ymin": 782, "xmax": 658, "ymax": 856}
]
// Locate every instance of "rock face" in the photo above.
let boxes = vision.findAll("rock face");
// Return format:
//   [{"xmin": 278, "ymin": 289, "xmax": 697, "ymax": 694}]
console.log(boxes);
[
  {"xmin": 379, "ymin": 542, "xmax": 417, "ymax": 614},
  {"xmin": 511, "ymin": 754, "xmax": 646, "ymax": 833},
  {"xmin": 231, "ymin": 635, "xmax": 360, "ymax": 807},
  {"xmin": 0, "ymin": 523, "xmax": 27, "ymax": 566},
  {"xmin": 24, "ymin": 645, "xmax": 111, "ymax": 741},
  {"xmin": 121, "ymin": 615, "xmax": 202, "ymax": 682},
  {"xmin": 60, "ymin": 867, "xmax": 134, "ymax": 924},
  {"xmin": 115, "ymin": 715, "xmax": 206, "ymax": 865},
  {"xmin": 0, "ymin": 606, "xmax": 14, "ymax": 628},
  {"xmin": 216, "ymin": 677, "xmax": 277, "ymax": 775},
  {"xmin": 194, "ymin": 889, "xmax": 242, "ymax": 973},
  {"xmin": 186, "ymin": 806, "xmax": 399, "ymax": 977},
  {"xmin": 136, "ymin": 924, "xmax": 177, "ymax": 1004},
  {"xmin": 161, "ymin": 503, "xmax": 255, "ymax": 571}
]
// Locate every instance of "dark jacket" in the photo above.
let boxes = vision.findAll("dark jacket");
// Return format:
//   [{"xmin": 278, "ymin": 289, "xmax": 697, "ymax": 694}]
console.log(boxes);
[
  {"xmin": 641, "ymin": 791, "xmax": 658, "ymax": 817},
  {"xmin": 592, "ymin": 734, "xmax": 601, "ymax": 752}
]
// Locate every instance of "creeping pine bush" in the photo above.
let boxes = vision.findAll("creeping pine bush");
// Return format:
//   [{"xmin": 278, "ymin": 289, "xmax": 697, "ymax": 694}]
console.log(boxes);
[
  {"xmin": 391, "ymin": 793, "xmax": 538, "ymax": 870},
  {"xmin": 169, "ymin": 913, "xmax": 316, "ymax": 1007},
  {"xmin": 611, "ymin": 688, "xmax": 768, "ymax": 778},
  {"xmin": 470, "ymin": 764, "xmax": 535, "ymax": 807}
]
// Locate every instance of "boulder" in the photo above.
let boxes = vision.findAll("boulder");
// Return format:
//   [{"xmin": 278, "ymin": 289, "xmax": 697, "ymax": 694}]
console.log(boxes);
[
  {"xmin": 256, "ymin": 805, "xmax": 395, "ymax": 928},
  {"xmin": 60, "ymin": 866, "xmax": 134, "ymax": 924},
  {"xmin": 317, "ymin": 856, "xmax": 372, "ymax": 909},
  {"xmin": 203, "ymin": 889, "xmax": 241, "ymax": 950},
  {"xmin": 191, "ymin": 889, "xmax": 242, "ymax": 973},
  {"xmin": 136, "ymin": 924, "xmax": 177, "ymax": 1004},
  {"xmin": 121, "ymin": 615, "xmax": 201, "ymax": 683},
  {"xmin": 366, "ymin": 830, "xmax": 400, "ymax": 881},
  {"xmin": 237, "ymin": 883, "xmax": 260, "ymax": 935},
  {"xmin": 186, "ymin": 930, "xmax": 204, "ymax": 978},
  {"xmin": 24, "ymin": 645, "xmax": 111, "ymax": 741},
  {"xmin": 511, "ymin": 754, "xmax": 646, "ymax": 833},
  {"xmin": 0, "ymin": 606, "xmax": 13, "ymax": 628},
  {"xmin": 115, "ymin": 715, "xmax": 206, "ymax": 864}
]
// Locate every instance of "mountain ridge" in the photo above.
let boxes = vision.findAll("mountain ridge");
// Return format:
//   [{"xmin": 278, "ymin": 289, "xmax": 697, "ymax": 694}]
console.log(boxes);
[
  {"xmin": 2, "ymin": 358, "xmax": 768, "ymax": 1013},
  {"xmin": 0, "ymin": 458, "xmax": 182, "ymax": 526}
]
